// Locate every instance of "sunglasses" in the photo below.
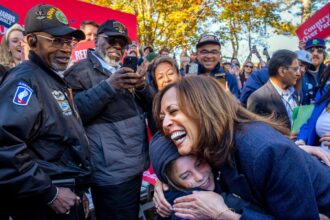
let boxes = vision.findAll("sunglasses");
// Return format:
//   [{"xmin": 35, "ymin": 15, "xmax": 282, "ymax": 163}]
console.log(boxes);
[
  {"xmin": 100, "ymin": 35, "xmax": 127, "ymax": 49},
  {"xmin": 245, "ymin": 65, "xmax": 253, "ymax": 68},
  {"xmin": 37, "ymin": 35, "xmax": 77, "ymax": 48},
  {"xmin": 307, "ymin": 47, "xmax": 324, "ymax": 54}
]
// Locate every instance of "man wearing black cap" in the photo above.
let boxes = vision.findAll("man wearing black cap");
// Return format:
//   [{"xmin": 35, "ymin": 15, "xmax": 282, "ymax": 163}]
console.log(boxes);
[
  {"xmin": 65, "ymin": 20, "xmax": 150, "ymax": 219},
  {"xmin": 0, "ymin": 4, "xmax": 91, "ymax": 220},
  {"xmin": 302, "ymin": 38, "xmax": 327, "ymax": 104},
  {"xmin": 195, "ymin": 34, "xmax": 239, "ymax": 98}
]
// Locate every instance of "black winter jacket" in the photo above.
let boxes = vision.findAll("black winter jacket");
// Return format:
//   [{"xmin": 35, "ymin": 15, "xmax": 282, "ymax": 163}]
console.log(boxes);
[{"xmin": 0, "ymin": 51, "xmax": 91, "ymax": 205}]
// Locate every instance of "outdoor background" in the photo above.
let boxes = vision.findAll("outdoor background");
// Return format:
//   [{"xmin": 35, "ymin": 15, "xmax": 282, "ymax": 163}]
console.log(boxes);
[{"xmin": 83, "ymin": 0, "xmax": 329, "ymax": 63}]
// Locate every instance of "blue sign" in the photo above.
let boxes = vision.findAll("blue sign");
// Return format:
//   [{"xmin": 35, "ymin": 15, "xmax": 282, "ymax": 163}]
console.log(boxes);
[{"xmin": 0, "ymin": 6, "xmax": 19, "ymax": 28}]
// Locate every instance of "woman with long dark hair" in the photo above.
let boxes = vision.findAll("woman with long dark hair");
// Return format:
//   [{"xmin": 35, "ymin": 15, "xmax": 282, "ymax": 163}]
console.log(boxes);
[{"xmin": 152, "ymin": 76, "xmax": 330, "ymax": 219}]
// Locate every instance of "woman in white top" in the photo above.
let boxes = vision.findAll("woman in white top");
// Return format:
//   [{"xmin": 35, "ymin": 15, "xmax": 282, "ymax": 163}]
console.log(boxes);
[{"xmin": 297, "ymin": 65, "xmax": 330, "ymax": 155}]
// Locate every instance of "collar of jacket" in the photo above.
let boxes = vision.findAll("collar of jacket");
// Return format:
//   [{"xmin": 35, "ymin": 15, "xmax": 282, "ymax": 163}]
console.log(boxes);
[
  {"xmin": 29, "ymin": 51, "xmax": 67, "ymax": 85},
  {"xmin": 87, "ymin": 49, "xmax": 113, "ymax": 76},
  {"xmin": 197, "ymin": 62, "xmax": 224, "ymax": 76}
]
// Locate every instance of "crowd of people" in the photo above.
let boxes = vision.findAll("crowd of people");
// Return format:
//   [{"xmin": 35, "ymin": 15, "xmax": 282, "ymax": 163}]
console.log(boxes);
[{"xmin": 0, "ymin": 3, "xmax": 330, "ymax": 220}]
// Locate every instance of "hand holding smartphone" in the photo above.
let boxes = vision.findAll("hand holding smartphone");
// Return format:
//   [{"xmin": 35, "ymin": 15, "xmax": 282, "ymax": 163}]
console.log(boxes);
[{"xmin": 122, "ymin": 56, "xmax": 138, "ymax": 72}]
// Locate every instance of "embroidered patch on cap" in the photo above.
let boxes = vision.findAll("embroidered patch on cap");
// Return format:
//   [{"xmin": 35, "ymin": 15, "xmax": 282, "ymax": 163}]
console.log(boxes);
[
  {"xmin": 312, "ymin": 39, "xmax": 319, "ymax": 45},
  {"xmin": 13, "ymin": 83, "xmax": 33, "ymax": 106},
  {"xmin": 35, "ymin": 10, "xmax": 46, "ymax": 20},
  {"xmin": 55, "ymin": 10, "xmax": 68, "ymax": 25}
]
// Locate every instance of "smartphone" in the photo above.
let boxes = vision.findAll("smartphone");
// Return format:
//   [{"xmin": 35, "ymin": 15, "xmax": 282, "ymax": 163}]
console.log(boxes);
[
  {"xmin": 214, "ymin": 73, "xmax": 226, "ymax": 87},
  {"xmin": 122, "ymin": 56, "xmax": 138, "ymax": 72}
]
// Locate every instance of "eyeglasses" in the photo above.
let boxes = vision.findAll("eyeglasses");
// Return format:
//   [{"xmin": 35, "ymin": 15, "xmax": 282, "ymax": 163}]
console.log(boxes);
[
  {"xmin": 198, "ymin": 49, "xmax": 221, "ymax": 56},
  {"xmin": 307, "ymin": 47, "xmax": 324, "ymax": 54},
  {"xmin": 245, "ymin": 65, "xmax": 253, "ymax": 68},
  {"xmin": 37, "ymin": 35, "xmax": 78, "ymax": 48},
  {"xmin": 285, "ymin": 66, "xmax": 300, "ymax": 72}
]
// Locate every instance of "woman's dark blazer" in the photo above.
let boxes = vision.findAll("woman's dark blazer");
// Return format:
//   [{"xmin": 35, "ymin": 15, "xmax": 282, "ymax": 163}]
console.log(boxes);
[{"xmin": 216, "ymin": 121, "xmax": 330, "ymax": 219}]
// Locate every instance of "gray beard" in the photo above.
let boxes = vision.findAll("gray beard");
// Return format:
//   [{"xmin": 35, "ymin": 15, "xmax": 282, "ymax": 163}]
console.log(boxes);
[{"xmin": 104, "ymin": 55, "xmax": 120, "ymax": 67}]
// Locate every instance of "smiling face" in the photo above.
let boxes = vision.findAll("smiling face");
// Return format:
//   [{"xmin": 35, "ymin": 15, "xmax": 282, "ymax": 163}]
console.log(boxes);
[
  {"xmin": 308, "ymin": 46, "xmax": 325, "ymax": 68},
  {"xmin": 8, "ymin": 30, "xmax": 24, "ymax": 64},
  {"xmin": 171, "ymin": 155, "xmax": 215, "ymax": 191},
  {"xmin": 160, "ymin": 87, "xmax": 199, "ymax": 155},
  {"xmin": 33, "ymin": 32, "xmax": 73, "ymax": 71},
  {"xmin": 96, "ymin": 35, "xmax": 125, "ymax": 66},
  {"xmin": 197, "ymin": 44, "xmax": 221, "ymax": 73},
  {"xmin": 155, "ymin": 62, "xmax": 180, "ymax": 90},
  {"xmin": 82, "ymin": 24, "xmax": 98, "ymax": 42}
]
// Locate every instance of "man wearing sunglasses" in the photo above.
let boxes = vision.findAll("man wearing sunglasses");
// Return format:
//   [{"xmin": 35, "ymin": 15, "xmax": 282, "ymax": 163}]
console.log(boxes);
[
  {"xmin": 195, "ymin": 34, "xmax": 239, "ymax": 98},
  {"xmin": 0, "ymin": 4, "xmax": 91, "ymax": 220},
  {"xmin": 65, "ymin": 20, "xmax": 150, "ymax": 220},
  {"xmin": 302, "ymin": 38, "xmax": 327, "ymax": 104}
]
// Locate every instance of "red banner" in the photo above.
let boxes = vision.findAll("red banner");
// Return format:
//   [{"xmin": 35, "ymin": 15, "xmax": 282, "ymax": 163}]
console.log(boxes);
[
  {"xmin": 71, "ymin": 40, "xmax": 95, "ymax": 63},
  {"xmin": 0, "ymin": 0, "xmax": 138, "ymax": 42},
  {"xmin": 296, "ymin": 2, "xmax": 330, "ymax": 41}
]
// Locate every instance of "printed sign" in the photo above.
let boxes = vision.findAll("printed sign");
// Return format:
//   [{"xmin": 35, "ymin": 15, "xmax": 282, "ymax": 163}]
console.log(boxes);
[
  {"xmin": 71, "ymin": 40, "xmax": 95, "ymax": 63},
  {"xmin": 296, "ymin": 3, "xmax": 330, "ymax": 41},
  {"xmin": 0, "ymin": 5, "xmax": 19, "ymax": 28}
]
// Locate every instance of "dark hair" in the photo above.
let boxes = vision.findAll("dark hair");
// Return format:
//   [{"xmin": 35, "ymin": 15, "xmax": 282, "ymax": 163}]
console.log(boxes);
[
  {"xmin": 144, "ymin": 46, "xmax": 154, "ymax": 53},
  {"xmin": 151, "ymin": 56, "xmax": 180, "ymax": 90},
  {"xmin": 317, "ymin": 65, "xmax": 330, "ymax": 104},
  {"xmin": 268, "ymin": 49, "xmax": 297, "ymax": 77},
  {"xmin": 231, "ymin": 58, "xmax": 240, "ymax": 67},
  {"xmin": 159, "ymin": 48, "xmax": 170, "ymax": 55},
  {"xmin": 80, "ymin": 20, "xmax": 99, "ymax": 30},
  {"xmin": 153, "ymin": 76, "xmax": 290, "ymax": 167}
]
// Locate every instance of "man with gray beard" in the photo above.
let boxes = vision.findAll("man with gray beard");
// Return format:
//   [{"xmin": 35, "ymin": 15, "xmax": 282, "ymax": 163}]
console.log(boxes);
[{"xmin": 64, "ymin": 20, "xmax": 152, "ymax": 220}]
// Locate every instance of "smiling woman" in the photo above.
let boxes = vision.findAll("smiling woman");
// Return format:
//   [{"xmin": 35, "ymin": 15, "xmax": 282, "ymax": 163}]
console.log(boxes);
[
  {"xmin": 152, "ymin": 76, "xmax": 330, "ymax": 219},
  {"xmin": 0, "ymin": 24, "xmax": 24, "ymax": 69},
  {"xmin": 151, "ymin": 56, "xmax": 181, "ymax": 91}
]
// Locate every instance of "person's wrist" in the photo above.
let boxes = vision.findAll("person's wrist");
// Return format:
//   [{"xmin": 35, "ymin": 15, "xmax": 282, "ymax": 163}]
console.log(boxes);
[
  {"xmin": 216, "ymin": 208, "xmax": 240, "ymax": 220},
  {"xmin": 215, "ymin": 207, "xmax": 231, "ymax": 219},
  {"xmin": 48, "ymin": 187, "xmax": 59, "ymax": 206},
  {"xmin": 295, "ymin": 139, "xmax": 306, "ymax": 146}
]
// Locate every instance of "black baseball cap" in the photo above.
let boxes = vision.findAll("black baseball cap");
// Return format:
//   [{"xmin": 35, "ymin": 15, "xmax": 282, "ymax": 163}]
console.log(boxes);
[
  {"xmin": 97, "ymin": 20, "xmax": 131, "ymax": 45},
  {"xmin": 196, "ymin": 34, "xmax": 220, "ymax": 48},
  {"xmin": 24, "ymin": 4, "xmax": 85, "ymax": 40}
]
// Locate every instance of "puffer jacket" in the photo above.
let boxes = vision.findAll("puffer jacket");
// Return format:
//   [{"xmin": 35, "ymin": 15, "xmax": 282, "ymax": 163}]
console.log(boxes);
[{"xmin": 65, "ymin": 49, "xmax": 152, "ymax": 185}]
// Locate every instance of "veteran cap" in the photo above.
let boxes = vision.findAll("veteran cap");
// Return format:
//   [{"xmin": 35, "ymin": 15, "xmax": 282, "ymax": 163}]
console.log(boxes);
[
  {"xmin": 305, "ymin": 38, "xmax": 326, "ymax": 50},
  {"xmin": 24, "ymin": 4, "xmax": 85, "ymax": 40}
]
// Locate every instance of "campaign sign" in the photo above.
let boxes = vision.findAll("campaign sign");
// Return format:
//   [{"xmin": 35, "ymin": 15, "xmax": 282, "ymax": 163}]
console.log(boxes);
[
  {"xmin": 0, "ymin": 6, "xmax": 19, "ymax": 28},
  {"xmin": 296, "ymin": 2, "xmax": 330, "ymax": 41},
  {"xmin": 71, "ymin": 40, "xmax": 95, "ymax": 63}
]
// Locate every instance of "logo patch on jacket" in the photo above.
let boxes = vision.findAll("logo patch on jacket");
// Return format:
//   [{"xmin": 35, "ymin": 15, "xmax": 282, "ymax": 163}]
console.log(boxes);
[
  {"xmin": 52, "ymin": 90, "xmax": 72, "ymax": 116},
  {"xmin": 13, "ymin": 83, "xmax": 33, "ymax": 105}
]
